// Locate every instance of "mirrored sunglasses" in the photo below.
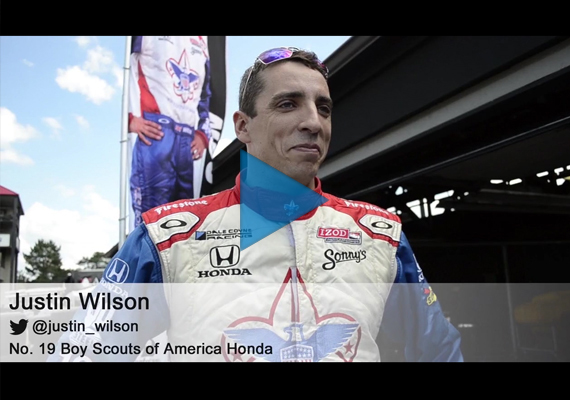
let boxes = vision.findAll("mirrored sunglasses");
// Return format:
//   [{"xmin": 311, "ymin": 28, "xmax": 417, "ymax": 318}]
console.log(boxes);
[{"xmin": 241, "ymin": 47, "xmax": 329, "ymax": 103}]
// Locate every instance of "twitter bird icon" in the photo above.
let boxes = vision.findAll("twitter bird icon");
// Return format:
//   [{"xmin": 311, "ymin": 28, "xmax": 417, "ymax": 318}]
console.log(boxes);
[{"xmin": 10, "ymin": 319, "xmax": 28, "ymax": 335}]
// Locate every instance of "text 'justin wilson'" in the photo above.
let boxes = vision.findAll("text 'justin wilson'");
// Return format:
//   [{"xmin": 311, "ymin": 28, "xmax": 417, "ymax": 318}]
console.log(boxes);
[
  {"xmin": 9, "ymin": 292, "xmax": 150, "ymax": 311},
  {"xmin": 154, "ymin": 200, "xmax": 208, "ymax": 215}
]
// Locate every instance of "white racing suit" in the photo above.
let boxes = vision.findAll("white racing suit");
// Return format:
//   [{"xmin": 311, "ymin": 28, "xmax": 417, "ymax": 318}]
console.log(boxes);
[
  {"xmin": 51, "ymin": 174, "xmax": 463, "ymax": 362},
  {"xmin": 128, "ymin": 36, "xmax": 212, "ymax": 228}
]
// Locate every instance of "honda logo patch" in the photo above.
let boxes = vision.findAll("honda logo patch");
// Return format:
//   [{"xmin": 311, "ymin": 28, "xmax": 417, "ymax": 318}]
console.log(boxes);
[
  {"xmin": 210, "ymin": 245, "xmax": 240, "ymax": 268},
  {"xmin": 104, "ymin": 258, "xmax": 130, "ymax": 283}
]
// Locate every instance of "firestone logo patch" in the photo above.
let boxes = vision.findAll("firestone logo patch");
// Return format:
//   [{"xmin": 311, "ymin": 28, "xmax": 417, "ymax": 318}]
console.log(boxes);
[{"xmin": 154, "ymin": 200, "xmax": 207, "ymax": 215}]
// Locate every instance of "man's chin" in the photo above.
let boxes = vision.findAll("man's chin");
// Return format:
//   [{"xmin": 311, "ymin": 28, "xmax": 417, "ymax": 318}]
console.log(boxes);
[{"xmin": 288, "ymin": 165, "xmax": 320, "ymax": 188}]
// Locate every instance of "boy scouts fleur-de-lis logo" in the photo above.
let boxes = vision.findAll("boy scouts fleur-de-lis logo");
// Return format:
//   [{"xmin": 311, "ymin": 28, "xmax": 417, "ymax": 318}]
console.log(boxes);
[
  {"xmin": 284, "ymin": 200, "xmax": 299, "ymax": 217},
  {"xmin": 221, "ymin": 268, "xmax": 362, "ymax": 362},
  {"xmin": 166, "ymin": 49, "xmax": 199, "ymax": 103}
]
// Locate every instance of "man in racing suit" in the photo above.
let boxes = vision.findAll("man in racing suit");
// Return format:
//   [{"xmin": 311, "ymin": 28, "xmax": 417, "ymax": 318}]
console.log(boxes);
[
  {"xmin": 128, "ymin": 36, "xmax": 213, "ymax": 228},
  {"xmin": 51, "ymin": 47, "xmax": 462, "ymax": 362}
]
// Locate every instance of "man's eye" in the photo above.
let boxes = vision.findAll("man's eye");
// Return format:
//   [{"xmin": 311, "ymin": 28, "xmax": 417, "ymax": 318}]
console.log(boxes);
[
  {"xmin": 318, "ymin": 105, "xmax": 332, "ymax": 116},
  {"xmin": 278, "ymin": 101, "xmax": 295, "ymax": 109}
]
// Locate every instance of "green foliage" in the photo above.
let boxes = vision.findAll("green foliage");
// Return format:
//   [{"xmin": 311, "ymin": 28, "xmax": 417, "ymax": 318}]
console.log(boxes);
[
  {"xmin": 16, "ymin": 270, "xmax": 31, "ymax": 283},
  {"xmin": 78, "ymin": 251, "xmax": 109, "ymax": 269},
  {"xmin": 23, "ymin": 239, "xmax": 68, "ymax": 283}
]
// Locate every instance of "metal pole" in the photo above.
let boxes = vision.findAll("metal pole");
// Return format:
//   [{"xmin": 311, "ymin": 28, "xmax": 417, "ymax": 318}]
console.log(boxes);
[{"xmin": 119, "ymin": 36, "xmax": 132, "ymax": 249}]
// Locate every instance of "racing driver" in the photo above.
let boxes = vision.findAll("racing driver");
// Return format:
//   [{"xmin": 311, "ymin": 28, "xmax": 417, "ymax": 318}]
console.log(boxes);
[{"xmin": 51, "ymin": 46, "xmax": 463, "ymax": 362}]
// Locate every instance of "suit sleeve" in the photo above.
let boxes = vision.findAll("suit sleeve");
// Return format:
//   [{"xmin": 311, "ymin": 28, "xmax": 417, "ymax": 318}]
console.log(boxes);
[
  {"xmin": 48, "ymin": 224, "xmax": 169, "ymax": 362},
  {"xmin": 380, "ymin": 232, "xmax": 464, "ymax": 361}
]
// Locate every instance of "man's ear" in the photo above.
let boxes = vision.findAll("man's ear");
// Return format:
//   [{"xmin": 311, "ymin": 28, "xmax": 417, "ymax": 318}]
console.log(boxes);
[{"xmin": 233, "ymin": 111, "xmax": 251, "ymax": 144}]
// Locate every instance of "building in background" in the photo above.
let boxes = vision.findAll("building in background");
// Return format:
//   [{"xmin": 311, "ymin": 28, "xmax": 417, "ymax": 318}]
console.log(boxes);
[{"xmin": 0, "ymin": 185, "xmax": 24, "ymax": 283}]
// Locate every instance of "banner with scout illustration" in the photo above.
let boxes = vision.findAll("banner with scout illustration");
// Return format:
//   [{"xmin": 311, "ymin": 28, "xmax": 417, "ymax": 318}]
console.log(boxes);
[{"xmin": 126, "ymin": 36, "xmax": 226, "ymax": 232}]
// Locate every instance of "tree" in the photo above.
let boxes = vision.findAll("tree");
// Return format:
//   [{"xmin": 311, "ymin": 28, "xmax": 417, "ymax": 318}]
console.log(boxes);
[
  {"xmin": 16, "ymin": 270, "xmax": 31, "ymax": 283},
  {"xmin": 78, "ymin": 251, "xmax": 109, "ymax": 269},
  {"xmin": 23, "ymin": 239, "xmax": 67, "ymax": 283}
]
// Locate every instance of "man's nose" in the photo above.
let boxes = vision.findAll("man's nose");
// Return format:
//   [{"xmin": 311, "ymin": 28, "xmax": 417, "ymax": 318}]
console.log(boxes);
[{"xmin": 298, "ymin": 104, "xmax": 322, "ymax": 134}]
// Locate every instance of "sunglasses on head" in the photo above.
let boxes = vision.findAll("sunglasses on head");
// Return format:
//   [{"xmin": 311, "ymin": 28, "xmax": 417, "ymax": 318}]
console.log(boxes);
[{"xmin": 240, "ymin": 47, "xmax": 329, "ymax": 103}]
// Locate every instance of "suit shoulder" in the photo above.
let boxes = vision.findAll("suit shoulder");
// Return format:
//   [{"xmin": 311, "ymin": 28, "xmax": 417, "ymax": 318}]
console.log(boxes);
[
  {"xmin": 142, "ymin": 187, "xmax": 237, "ymax": 225},
  {"xmin": 323, "ymin": 192, "xmax": 401, "ymax": 223}
]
